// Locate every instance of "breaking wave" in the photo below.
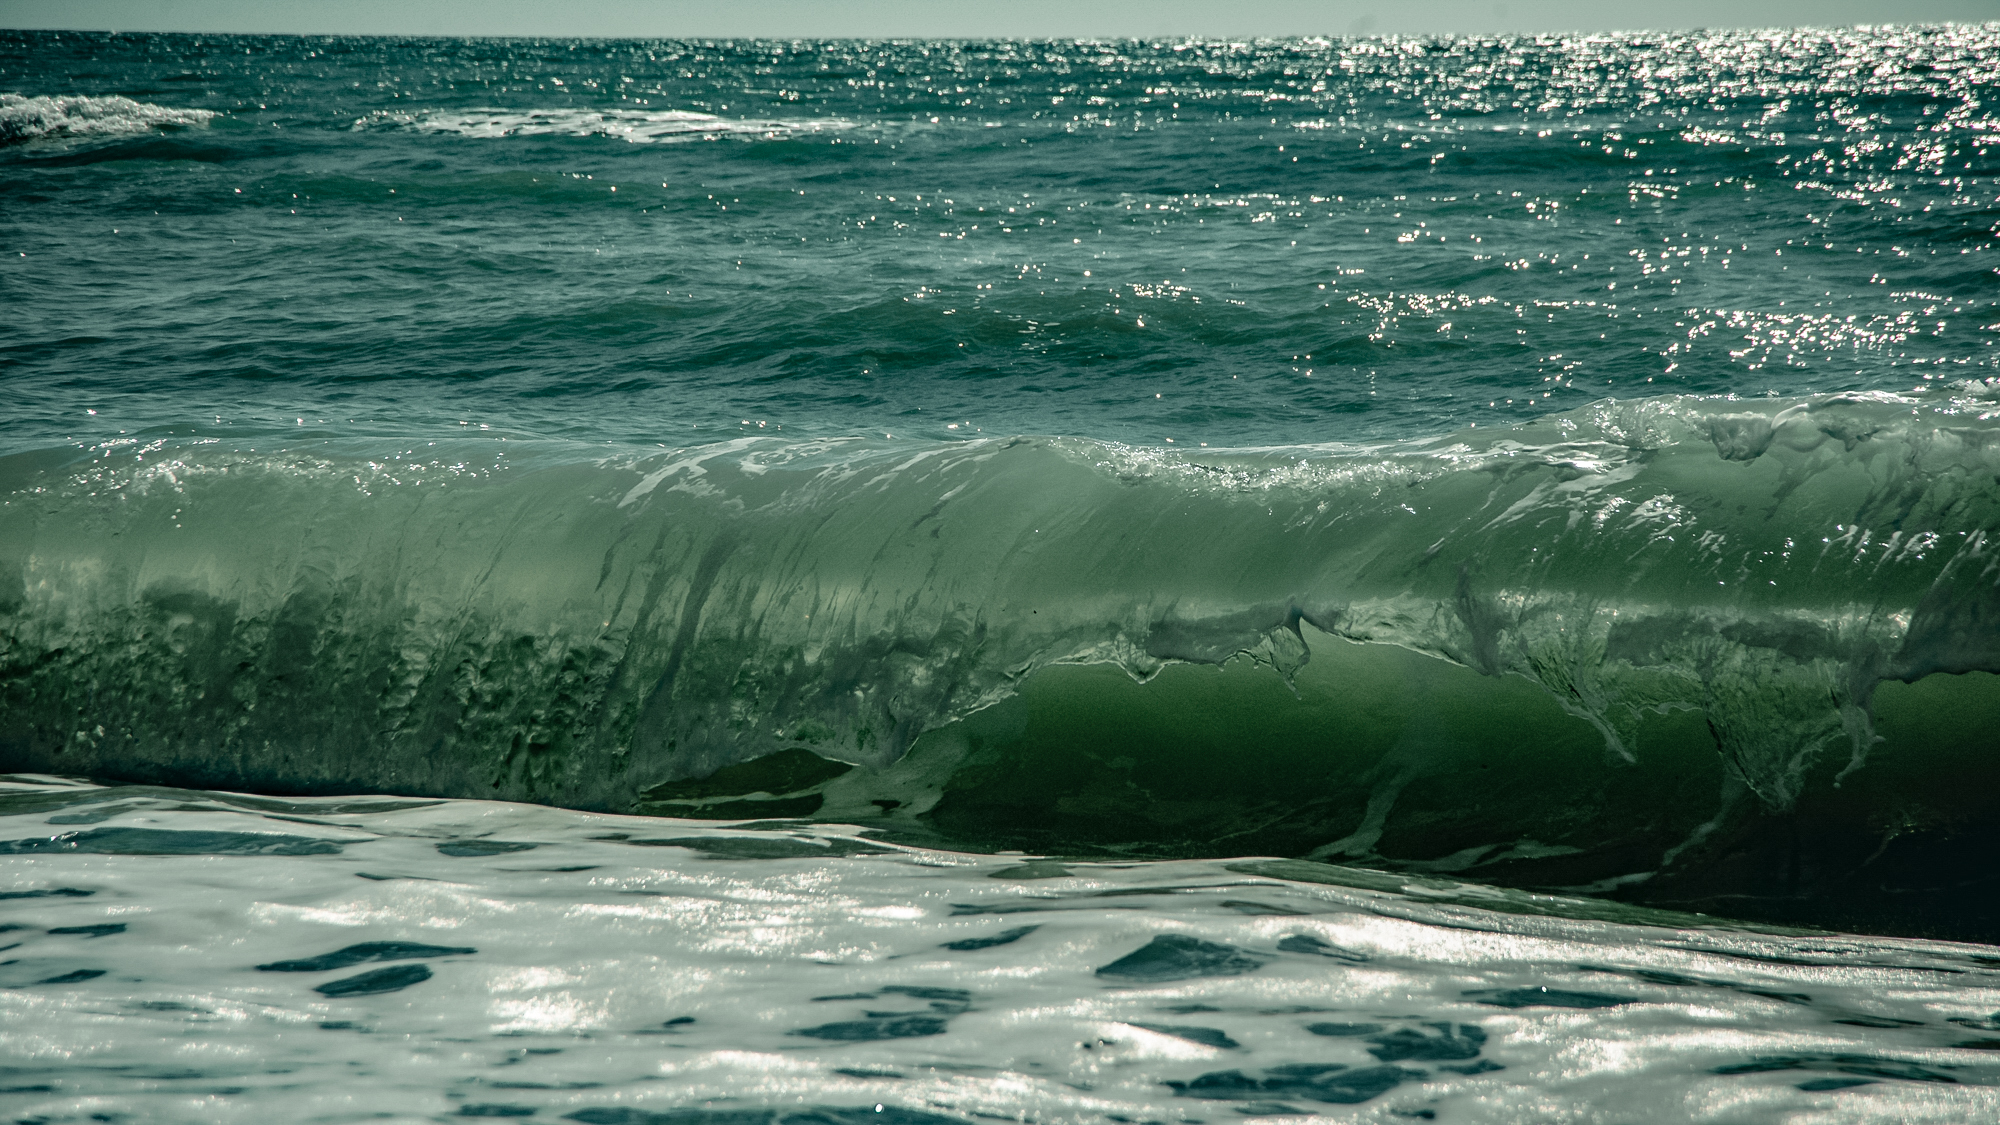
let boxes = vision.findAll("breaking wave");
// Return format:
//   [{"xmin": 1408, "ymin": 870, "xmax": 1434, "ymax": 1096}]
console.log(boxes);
[
  {"xmin": 355, "ymin": 105, "xmax": 848, "ymax": 142},
  {"xmin": 0, "ymin": 93, "xmax": 217, "ymax": 144},
  {"xmin": 4, "ymin": 386, "xmax": 2000, "ymax": 936}
]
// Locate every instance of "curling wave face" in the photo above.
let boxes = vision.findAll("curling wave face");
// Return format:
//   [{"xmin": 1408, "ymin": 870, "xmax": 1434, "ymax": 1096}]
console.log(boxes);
[{"xmin": 4, "ymin": 387, "xmax": 1999, "ymax": 938}]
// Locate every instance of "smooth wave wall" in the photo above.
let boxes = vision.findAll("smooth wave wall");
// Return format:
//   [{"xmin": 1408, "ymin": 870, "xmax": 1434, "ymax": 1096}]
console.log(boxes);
[{"xmin": 4, "ymin": 388, "xmax": 1999, "ymax": 935}]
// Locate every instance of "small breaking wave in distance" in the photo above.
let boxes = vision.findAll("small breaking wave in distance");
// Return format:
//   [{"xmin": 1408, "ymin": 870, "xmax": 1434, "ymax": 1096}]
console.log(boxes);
[
  {"xmin": 0, "ymin": 92, "xmax": 216, "ymax": 144},
  {"xmin": 354, "ymin": 105, "xmax": 848, "ymax": 142}
]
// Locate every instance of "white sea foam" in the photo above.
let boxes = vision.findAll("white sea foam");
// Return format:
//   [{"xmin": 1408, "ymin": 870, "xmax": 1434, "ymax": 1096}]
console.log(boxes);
[
  {"xmin": 4, "ymin": 775, "xmax": 1999, "ymax": 1123},
  {"xmin": 358, "ymin": 106, "xmax": 847, "ymax": 142},
  {"xmin": 0, "ymin": 93, "xmax": 217, "ymax": 144}
]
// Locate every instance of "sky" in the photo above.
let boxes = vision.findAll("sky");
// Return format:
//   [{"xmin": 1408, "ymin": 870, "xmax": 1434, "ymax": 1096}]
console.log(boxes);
[{"xmin": 1, "ymin": 0, "xmax": 1995, "ymax": 38}]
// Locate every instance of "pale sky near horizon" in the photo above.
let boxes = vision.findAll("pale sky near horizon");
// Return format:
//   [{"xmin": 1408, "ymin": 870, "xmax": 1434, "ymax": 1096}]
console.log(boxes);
[{"xmin": 1, "ymin": 0, "xmax": 1995, "ymax": 39}]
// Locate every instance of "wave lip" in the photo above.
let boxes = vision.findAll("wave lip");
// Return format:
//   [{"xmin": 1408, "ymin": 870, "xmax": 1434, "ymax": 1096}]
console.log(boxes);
[
  {"xmin": 0, "ymin": 93, "xmax": 217, "ymax": 144},
  {"xmin": 356, "ymin": 106, "xmax": 847, "ymax": 142},
  {"xmin": 5, "ymin": 387, "xmax": 2000, "ymax": 938}
]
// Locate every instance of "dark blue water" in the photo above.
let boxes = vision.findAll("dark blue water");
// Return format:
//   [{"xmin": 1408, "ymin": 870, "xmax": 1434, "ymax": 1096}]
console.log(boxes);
[{"xmin": 4, "ymin": 27, "xmax": 1993, "ymax": 451}]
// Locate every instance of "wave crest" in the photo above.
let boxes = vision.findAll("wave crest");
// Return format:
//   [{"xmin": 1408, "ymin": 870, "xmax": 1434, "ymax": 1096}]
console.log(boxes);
[
  {"xmin": 4, "ymin": 389, "xmax": 2000, "ymax": 936},
  {"xmin": 0, "ymin": 93, "xmax": 217, "ymax": 144},
  {"xmin": 355, "ymin": 106, "xmax": 847, "ymax": 143}
]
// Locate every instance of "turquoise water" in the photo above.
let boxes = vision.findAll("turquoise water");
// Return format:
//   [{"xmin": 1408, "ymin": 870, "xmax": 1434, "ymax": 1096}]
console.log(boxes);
[
  {"xmin": 4, "ymin": 28, "xmax": 1994, "ymax": 448},
  {"xmin": 5, "ymin": 34, "xmax": 2000, "ymax": 1116}
]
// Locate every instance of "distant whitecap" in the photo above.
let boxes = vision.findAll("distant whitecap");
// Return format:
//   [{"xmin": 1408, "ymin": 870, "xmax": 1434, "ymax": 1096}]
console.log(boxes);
[
  {"xmin": 355, "ymin": 106, "xmax": 848, "ymax": 143},
  {"xmin": 0, "ymin": 93, "xmax": 217, "ymax": 144}
]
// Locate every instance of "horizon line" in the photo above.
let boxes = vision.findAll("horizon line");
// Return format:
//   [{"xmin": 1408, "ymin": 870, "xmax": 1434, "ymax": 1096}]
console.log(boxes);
[{"xmin": 7, "ymin": 19, "xmax": 1996, "ymax": 41}]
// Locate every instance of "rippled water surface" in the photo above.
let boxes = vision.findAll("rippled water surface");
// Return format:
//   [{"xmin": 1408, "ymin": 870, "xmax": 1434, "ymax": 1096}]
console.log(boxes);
[
  {"xmin": 9, "ymin": 774, "xmax": 2000, "ymax": 1125},
  {"xmin": 2, "ymin": 27, "xmax": 1994, "ymax": 450}
]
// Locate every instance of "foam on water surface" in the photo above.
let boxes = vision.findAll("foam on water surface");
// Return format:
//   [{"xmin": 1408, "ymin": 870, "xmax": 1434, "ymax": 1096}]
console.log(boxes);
[
  {"xmin": 0, "ymin": 92, "xmax": 216, "ymax": 144},
  {"xmin": 4, "ymin": 774, "xmax": 2000, "ymax": 1124},
  {"xmin": 355, "ymin": 106, "xmax": 848, "ymax": 142}
]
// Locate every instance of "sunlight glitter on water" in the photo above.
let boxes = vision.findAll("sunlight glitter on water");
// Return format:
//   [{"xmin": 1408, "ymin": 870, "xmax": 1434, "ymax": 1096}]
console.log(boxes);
[{"xmin": 6, "ymin": 775, "xmax": 2000, "ymax": 1124}]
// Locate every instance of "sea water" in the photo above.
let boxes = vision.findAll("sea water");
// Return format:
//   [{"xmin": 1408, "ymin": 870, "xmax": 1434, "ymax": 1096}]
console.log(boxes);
[{"xmin": 2, "ymin": 26, "xmax": 1999, "ymax": 1123}]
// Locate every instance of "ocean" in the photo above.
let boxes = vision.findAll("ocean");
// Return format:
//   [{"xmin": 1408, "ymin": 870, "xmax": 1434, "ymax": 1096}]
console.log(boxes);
[{"xmin": 2, "ymin": 24, "xmax": 1999, "ymax": 1122}]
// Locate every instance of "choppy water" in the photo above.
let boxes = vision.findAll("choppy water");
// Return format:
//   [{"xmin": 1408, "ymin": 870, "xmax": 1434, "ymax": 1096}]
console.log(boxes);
[
  {"xmin": 3, "ymin": 27, "xmax": 1995, "ymax": 446},
  {"xmin": 4, "ymin": 25, "xmax": 2000, "ymax": 1121}
]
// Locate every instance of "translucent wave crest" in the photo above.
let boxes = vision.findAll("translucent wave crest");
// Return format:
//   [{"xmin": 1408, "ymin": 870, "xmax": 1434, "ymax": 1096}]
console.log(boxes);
[{"xmin": 4, "ymin": 387, "xmax": 1999, "ymax": 936}]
